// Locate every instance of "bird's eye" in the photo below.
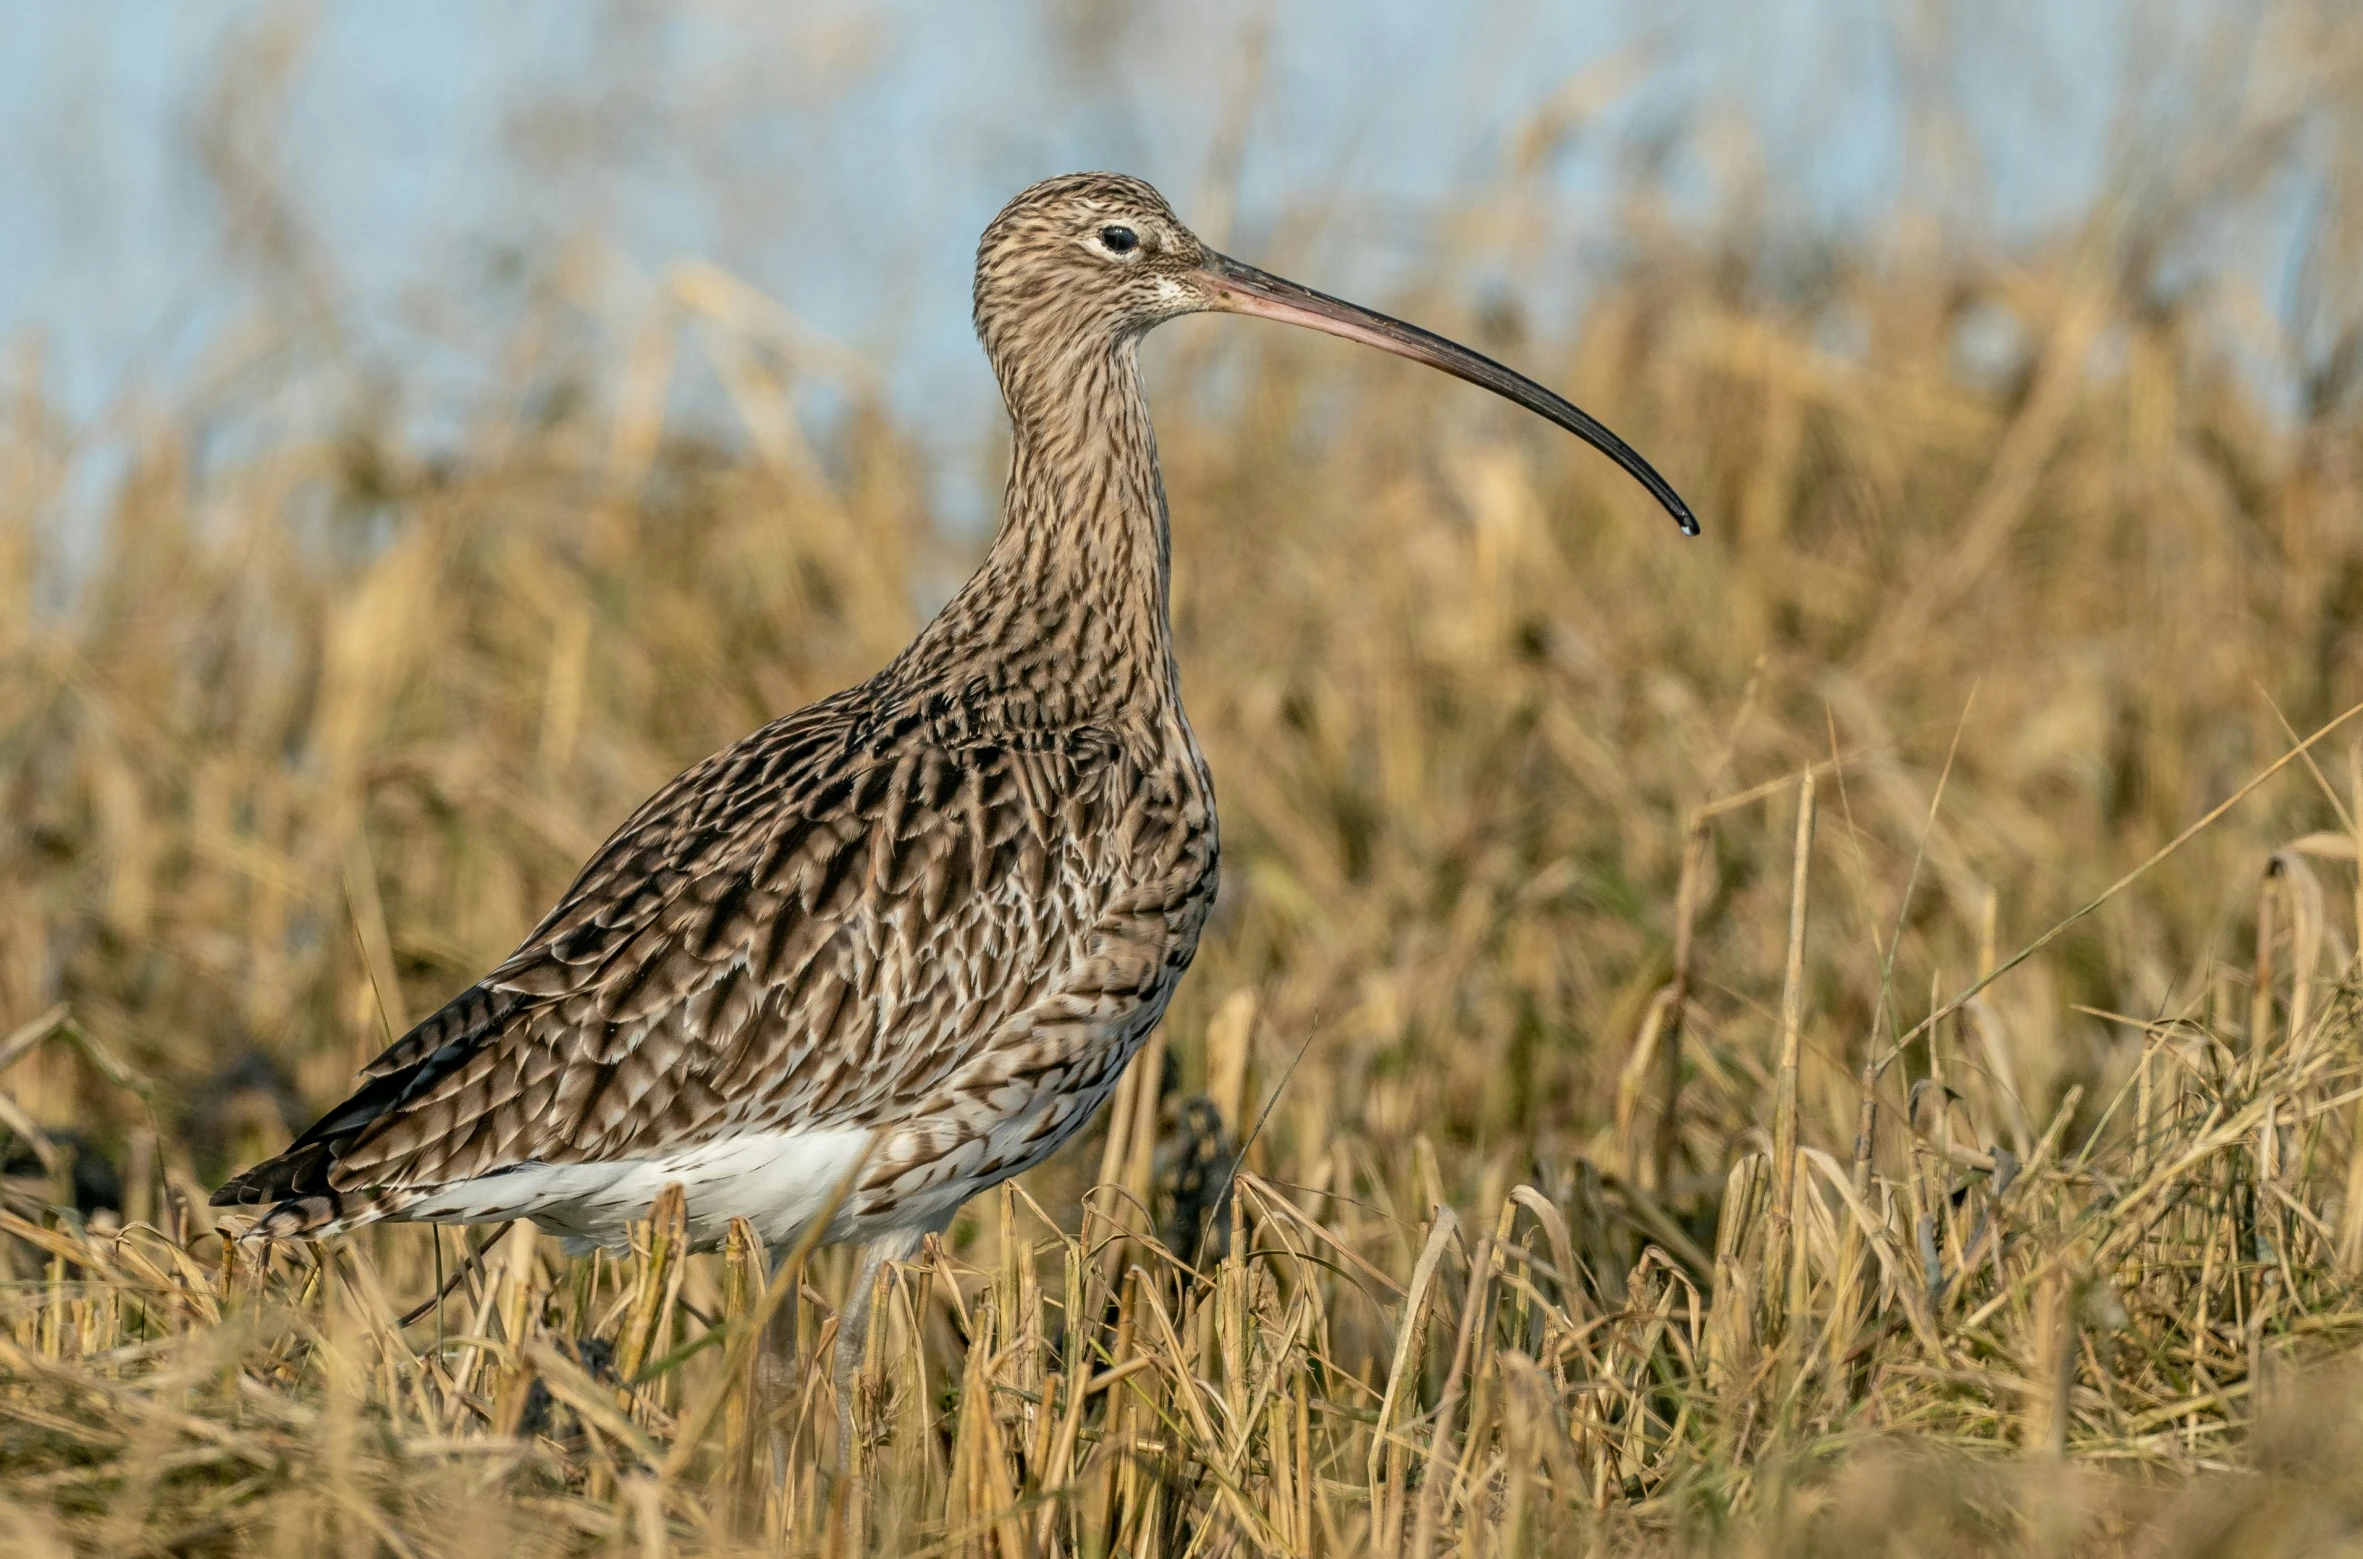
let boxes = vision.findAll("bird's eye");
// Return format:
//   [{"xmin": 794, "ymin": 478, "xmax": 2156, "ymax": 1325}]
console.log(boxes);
[{"xmin": 1098, "ymin": 226, "xmax": 1140, "ymax": 255}]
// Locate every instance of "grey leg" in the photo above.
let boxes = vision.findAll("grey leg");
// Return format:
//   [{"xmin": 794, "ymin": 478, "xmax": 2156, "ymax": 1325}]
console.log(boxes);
[
  {"xmin": 832, "ymin": 1219, "xmax": 945, "ymax": 1460},
  {"xmin": 835, "ymin": 1226, "xmax": 932, "ymax": 1387}
]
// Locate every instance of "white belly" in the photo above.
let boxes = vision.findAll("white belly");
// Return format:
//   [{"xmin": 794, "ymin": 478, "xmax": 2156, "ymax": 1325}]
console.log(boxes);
[{"xmin": 404, "ymin": 1126, "xmax": 877, "ymax": 1254}]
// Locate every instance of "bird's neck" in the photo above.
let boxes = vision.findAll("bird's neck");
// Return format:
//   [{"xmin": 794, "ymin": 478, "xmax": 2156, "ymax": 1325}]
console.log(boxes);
[{"xmin": 899, "ymin": 339, "xmax": 1180, "ymax": 733}]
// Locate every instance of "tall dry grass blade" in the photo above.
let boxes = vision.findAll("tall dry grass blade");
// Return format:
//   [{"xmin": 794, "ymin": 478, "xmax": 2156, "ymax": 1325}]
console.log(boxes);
[
  {"xmin": 2268, "ymin": 851, "xmax": 2327, "ymax": 1050},
  {"xmin": 1408, "ymin": 1232, "xmax": 1496, "ymax": 1559},
  {"xmin": 1707, "ymin": 1153, "xmax": 1767, "ymax": 1400},
  {"xmin": 340, "ymin": 830, "xmax": 408, "ymax": 1042},
  {"xmin": 1613, "ymin": 987, "xmax": 1677, "ymax": 1183},
  {"xmin": 0, "ymin": 1002, "xmax": 70, "ymax": 1077},
  {"xmin": 2025, "ymin": 1265, "xmax": 2082, "ymax": 1459},
  {"xmin": 1206, "ymin": 987, "xmax": 1259, "ymax": 1136},
  {"xmin": 1765, "ymin": 772, "xmax": 1818, "ymax": 1337},
  {"xmin": 2254, "ymin": 867, "xmax": 2279, "ymax": 1054},
  {"xmin": 1368, "ymin": 1208, "xmax": 1457, "ymax": 1550},
  {"xmin": 1507, "ymin": 1185, "xmax": 1582, "ymax": 1321},
  {"xmin": 1653, "ymin": 819, "xmax": 1713, "ymax": 1191}
]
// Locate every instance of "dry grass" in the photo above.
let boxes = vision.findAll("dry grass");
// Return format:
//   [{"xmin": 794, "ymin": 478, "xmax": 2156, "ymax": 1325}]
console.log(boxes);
[{"xmin": 12, "ymin": 10, "xmax": 2363, "ymax": 1554}]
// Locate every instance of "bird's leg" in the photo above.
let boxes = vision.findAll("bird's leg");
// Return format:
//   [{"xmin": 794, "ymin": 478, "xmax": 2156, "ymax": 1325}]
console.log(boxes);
[{"xmin": 830, "ymin": 1224, "xmax": 936, "ymax": 1462}]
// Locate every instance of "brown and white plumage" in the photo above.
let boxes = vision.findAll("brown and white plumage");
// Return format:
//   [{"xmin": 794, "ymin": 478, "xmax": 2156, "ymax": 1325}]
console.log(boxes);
[{"xmin": 215, "ymin": 172, "xmax": 1693, "ymax": 1266}]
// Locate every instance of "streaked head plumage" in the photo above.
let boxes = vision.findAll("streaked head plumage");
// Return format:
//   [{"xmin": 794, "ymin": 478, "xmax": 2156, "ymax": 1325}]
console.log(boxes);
[{"xmin": 973, "ymin": 173, "xmax": 1214, "ymax": 363}]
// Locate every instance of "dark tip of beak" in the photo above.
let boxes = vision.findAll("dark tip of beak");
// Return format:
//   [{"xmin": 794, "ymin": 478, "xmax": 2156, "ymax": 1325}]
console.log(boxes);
[{"xmin": 1199, "ymin": 255, "xmax": 1699, "ymax": 537}]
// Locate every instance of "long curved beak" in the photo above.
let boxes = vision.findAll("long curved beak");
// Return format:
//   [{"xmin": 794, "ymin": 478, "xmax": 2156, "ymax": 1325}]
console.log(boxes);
[{"xmin": 1196, "ymin": 253, "xmax": 1698, "ymax": 537}]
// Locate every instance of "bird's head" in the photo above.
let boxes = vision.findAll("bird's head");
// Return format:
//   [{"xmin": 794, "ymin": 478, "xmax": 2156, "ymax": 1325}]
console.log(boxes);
[
  {"xmin": 973, "ymin": 171, "xmax": 1698, "ymax": 536},
  {"xmin": 972, "ymin": 173, "xmax": 1215, "ymax": 385}
]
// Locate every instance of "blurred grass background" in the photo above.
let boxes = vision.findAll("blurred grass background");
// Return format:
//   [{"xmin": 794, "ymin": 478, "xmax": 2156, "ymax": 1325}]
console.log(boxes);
[{"xmin": 8, "ymin": 1, "xmax": 2363, "ymax": 1554}]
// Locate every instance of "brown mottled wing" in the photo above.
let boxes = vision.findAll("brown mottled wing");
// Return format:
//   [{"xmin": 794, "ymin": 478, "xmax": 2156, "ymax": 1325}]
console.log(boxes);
[{"xmin": 216, "ymin": 683, "xmax": 1211, "ymax": 1213}]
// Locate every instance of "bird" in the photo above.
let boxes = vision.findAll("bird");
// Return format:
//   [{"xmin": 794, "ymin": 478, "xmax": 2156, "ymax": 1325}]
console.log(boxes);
[{"xmin": 214, "ymin": 171, "xmax": 1695, "ymax": 1359}]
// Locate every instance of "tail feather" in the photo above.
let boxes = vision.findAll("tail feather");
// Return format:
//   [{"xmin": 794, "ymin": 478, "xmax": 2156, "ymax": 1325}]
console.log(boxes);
[
  {"xmin": 212, "ymin": 1140, "xmax": 334, "ymax": 1209},
  {"xmin": 244, "ymin": 1186, "xmax": 418, "ymax": 1241},
  {"xmin": 213, "ymin": 1139, "xmax": 416, "ymax": 1241}
]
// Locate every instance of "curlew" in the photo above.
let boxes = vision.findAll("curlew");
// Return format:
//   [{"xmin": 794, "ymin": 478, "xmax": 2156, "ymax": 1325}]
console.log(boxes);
[{"xmin": 215, "ymin": 172, "xmax": 1695, "ymax": 1362}]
